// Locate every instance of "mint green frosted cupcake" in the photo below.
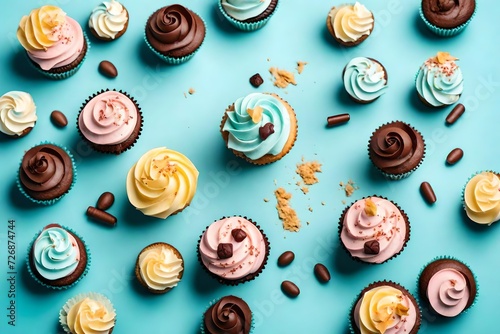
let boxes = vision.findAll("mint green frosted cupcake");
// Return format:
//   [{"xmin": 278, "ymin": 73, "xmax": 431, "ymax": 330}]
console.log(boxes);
[
  {"xmin": 26, "ymin": 224, "xmax": 90, "ymax": 290},
  {"xmin": 201, "ymin": 295, "xmax": 254, "ymax": 334},
  {"xmin": 342, "ymin": 57, "xmax": 388, "ymax": 104},
  {"xmin": 144, "ymin": 4, "xmax": 206, "ymax": 64},
  {"xmin": 17, "ymin": 141, "xmax": 76, "ymax": 205},
  {"xmin": 218, "ymin": 0, "xmax": 279, "ymax": 31},
  {"xmin": 420, "ymin": 0, "xmax": 476, "ymax": 37}
]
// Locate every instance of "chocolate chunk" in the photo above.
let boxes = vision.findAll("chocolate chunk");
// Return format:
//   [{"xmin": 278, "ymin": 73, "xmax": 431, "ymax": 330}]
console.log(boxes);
[
  {"xmin": 445, "ymin": 103, "xmax": 465, "ymax": 125},
  {"xmin": 98, "ymin": 60, "xmax": 118, "ymax": 78},
  {"xmin": 363, "ymin": 240, "xmax": 380, "ymax": 255},
  {"xmin": 231, "ymin": 228, "xmax": 247, "ymax": 242},
  {"xmin": 96, "ymin": 191, "xmax": 115, "ymax": 210},
  {"xmin": 326, "ymin": 113, "xmax": 350, "ymax": 127},
  {"xmin": 259, "ymin": 123, "xmax": 275, "ymax": 140},
  {"xmin": 281, "ymin": 280, "xmax": 300, "ymax": 297},
  {"xmin": 86, "ymin": 206, "xmax": 117, "ymax": 226},
  {"xmin": 277, "ymin": 251, "xmax": 295, "ymax": 267},
  {"xmin": 50, "ymin": 110, "xmax": 68, "ymax": 127},
  {"xmin": 217, "ymin": 243, "xmax": 233, "ymax": 259},
  {"xmin": 249, "ymin": 73, "xmax": 264, "ymax": 88},
  {"xmin": 314, "ymin": 263, "xmax": 331, "ymax": 283},
  {"xmin": 446, "ymin": 148, "xmax": 463, "ymax": 165},
  {"xmin": 420, "ymin": 182, "xmax": 437, "ymax": 204}
]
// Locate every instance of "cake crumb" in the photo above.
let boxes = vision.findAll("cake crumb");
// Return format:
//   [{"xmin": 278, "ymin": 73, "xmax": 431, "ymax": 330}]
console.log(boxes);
[
  {"xmin": 296, "ymin": 160, "xmax": 322, "ymax": 185},
  {"xmin": 342, "ymin": 200, "xmax": 346, "ymax": 205},
  {"xmin": 340, "ymin": 179, "xmax": 358, "ymax": 197},
  {"xmin": 263, "ymin": 198, "xmax": 269, "ymax": 203},
  {"xmin": 321, "ymin": 201, "xmax": 325, "ymax": 206},
  {"xmin": 274, "ymin": 187, "xmax": 301, "ymax": 232},
  {"xmin": 301, "ymin": 186, "xmax": 309, "ymax": 194},
  {"xmin": 308, "ymin": 207, "xmax": 313, "ymax": 212},
  {"xmin": 296, "ymin": 61, "xmax": 308, "ymax": 74},
  {"xmin": 269, "ymin": 67, "xmax": 297, "ymax": 88},
  {"xmin": 307, "ymin": 221, "xmax": 310, "ymax": 225},
  {"xmin": 188, "ymin": 88, "xmax": 195, "ymax": 95}
]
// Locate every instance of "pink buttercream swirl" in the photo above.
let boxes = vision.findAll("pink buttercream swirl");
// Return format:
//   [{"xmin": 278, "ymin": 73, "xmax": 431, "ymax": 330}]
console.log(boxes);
[
  {"xmin": 340, "ymin": 197, "xmax": 407, "ymax": 263},
  {"xmin": 199, "ymin": 217, "xmax": 266, "ymax": 280},
  {"xmin": 78, "ymin": 90, "xmax": 137, "ymax": 145},
  {"xmin": 427, "ymin": 269, "xmax": 470, "ymax": 317}
]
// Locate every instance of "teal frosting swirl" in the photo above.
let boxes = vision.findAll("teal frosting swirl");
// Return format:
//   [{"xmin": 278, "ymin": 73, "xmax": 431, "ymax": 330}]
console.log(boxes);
[
  {"xmin": 221, "ymin": 0, "xmax": 272, "ymax": 21},
  {"xmin": 33, "ymin": 227, "xmax": 79, "ymax": 280},
  {"xmin": 223, "ymin": 93, "xmax": 291, "ymax": 160},
  {"xmin": 416, "ymin": 57, "xmax": 463, "ymax": 107},
  {"xmin": 344, "ymin": 57, "xmax": 387, "ymax": 102}
]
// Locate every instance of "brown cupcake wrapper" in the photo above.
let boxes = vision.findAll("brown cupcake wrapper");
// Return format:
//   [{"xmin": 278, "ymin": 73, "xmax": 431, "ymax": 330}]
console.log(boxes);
[
  {"xmin": 326, "ymin": 4, "xmax": 374, "ymax": 47},
  {"xmin": 338, "ymin": 195, "xmax": 411, "ymax": 265},
  {"xmin": 89, "ymin": 6, "xmax": 129, "ymax": 41},
  {"xmin": 197, "ymin": 216, "xmax": 270, "ymax": 286},
  {"xmin": 76, "ymin": 89, "xmax": 142, "ymax": 155}
]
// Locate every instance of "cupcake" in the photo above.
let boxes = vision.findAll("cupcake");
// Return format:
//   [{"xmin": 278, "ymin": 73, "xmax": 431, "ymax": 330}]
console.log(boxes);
[
  {"xmin": 418, "ymin": 257, "xmax": 477, "ymax": 317},
  {"xmin": 416, "ymin": 52, "xmax": 463, "ymax": 108},
  {"xmin": 343, "ymin": 57, "xmax": 388, "ymax": 103},
  {"xmin": 77, "ymin": 89, "xmax": 142, "ymax": 154},
  {"xmin": 326, "ymin": 2, "xmax": 374, "ymax": 47},
  {"xmin": 135, "ymin": 242, "xmax": 184, "ymax": 294},
  {"xmin": 202, "ymin": 295, "xmax": 253, "ymax": 334},
  {"xmin": 27, "ymin": 224, "xmax": 90, "ymax": 289},
  {"xmin": 463, "ymin": 171, "xmax": 500, "ymax": 225},
  {"xmin": 17, "ymin": 5, "xmax": 89, "ymax": 79},
  {"xmin": 88, "ymin": 0, "xmax": 129, "ymax": 41},
  {"xmin": 420, "ymin": 0, "xmax": 476, "ymax": 37},
  {"xmin": 0, "ymin": 91, "xmax": 37, "ymax": 138},
  {"xmin": 18, "ymin": 142, "xmax": 76, "ymax": 205},
  {"xmin": 220, "ymin": 92, "xmax": 298, "ymax": 165},
  {"xmin": 339, "ymin": 196, "xmax": 410, "ymax": 264},
  {"xmin": 126, "ymin": 147, "xmax": 199, "ymax": 219},
  {"xmin": 145, "ymin": 4, "xmax": 206, "ymax": 64},
  {"xmin": 60, "ymin": 292, "xmax": 116, "ymax": 334},
  {"xmin": 198, "ymin": 216, "xmax": 270, "ymax": 285},
  {"xmin": 350, "ymin": 281, "xmax": 421, "ymax": 334},
  {"xmin": 368, "ymin": 121, "xmax": 425, "ymax": 179},
  {"xmin": 218, "ymin": 0, "xmax": 279, "ymax": 31}
]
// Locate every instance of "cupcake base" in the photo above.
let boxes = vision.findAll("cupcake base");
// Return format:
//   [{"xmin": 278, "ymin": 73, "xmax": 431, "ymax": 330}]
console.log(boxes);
[
  {"xmin": 326, "ymin": 5, "xmax": 373, "ymax": 47},
  {"xmin": 218, "ymin": 0, "xmax": 279, "ymax": 31},
  {"xmin": 419, "ymin": 2, "xmax": 476, "ymax": 37}
]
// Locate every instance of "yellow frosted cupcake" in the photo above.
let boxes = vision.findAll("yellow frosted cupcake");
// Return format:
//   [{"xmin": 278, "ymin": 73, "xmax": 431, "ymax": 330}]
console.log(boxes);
[
  {"xmin": 326, "ymin": 2, "xmax": 374, "ymax": 47},
  {"xmin": 463, "ymin": 171, "xmax": 500, "ymax": 225}
]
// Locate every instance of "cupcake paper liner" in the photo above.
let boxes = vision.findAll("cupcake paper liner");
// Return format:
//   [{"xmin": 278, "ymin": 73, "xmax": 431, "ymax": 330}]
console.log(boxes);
[
  {"xmin": 419, "ymin": 2, "xmax": 476, "ymax": 37},
  {"xmin": 416, "ymin": 255, "xmax": 478, "ymax": 317},
  {"xmin": 200, "ymin": 296, "xmax": 255, "ymax": 334},
  {"xmin": 338, "ymin": 195, "xmax": 411, "ymax": 265},
  {"xmin": 59, "ymin": 292, "xmax": 116, "ymax": 334},
  {"xmin": 461, "ymin": 170, "xmax": 500, "ymax": 225},
  {"xmin": 217, "ymin": 0, "xmax": 279, "ymax": 31},
  {"xmin": 26, "ymin": 225, "xmax": 91, "ymax": 290},
  {"xmin": 17, "ymin": 141, "xmax": 77, "ymax": 205},
  {"xmin": 197, "ymin": 216, "xmax": 270, "ymax": 286}
]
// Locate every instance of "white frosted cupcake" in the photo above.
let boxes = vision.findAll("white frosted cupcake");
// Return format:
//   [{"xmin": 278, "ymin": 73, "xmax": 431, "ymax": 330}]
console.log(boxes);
[
  {"xmin": 88, "ymin": 0, "xmax": 129, "ymax": 41},
  {"xmin": 0, "ymin": 91, "xmax": 37, "ymax": 138},
  {"xmin": 326, "ymin": 2, "xmax": 374, "ymax": 47},
  {"xmin": 463, "ymin": 171, "xmax": 500, "ymax": 225}
]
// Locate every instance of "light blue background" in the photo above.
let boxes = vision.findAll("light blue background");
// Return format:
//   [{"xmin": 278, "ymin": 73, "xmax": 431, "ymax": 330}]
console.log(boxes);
[{"xmin": 0, "ymin": 0, "xmax": 498, "ymax": 333}]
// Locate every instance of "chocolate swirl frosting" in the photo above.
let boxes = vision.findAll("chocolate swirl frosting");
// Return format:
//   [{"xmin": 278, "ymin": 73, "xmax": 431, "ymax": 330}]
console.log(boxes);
[
  {"xmin": 204, "ymin": 295, "xmax": 252, "ymax": 334},
  {"xmin": 369, "ymin": 122, "xmax": 425, "ymax": 175},
  {"xmin": 145, "ymin": 4, "xmax": 205, "ymax": 57},
  {"xmin": 422, "ymin": 0, "xmax": 476, "ymax": 28}
]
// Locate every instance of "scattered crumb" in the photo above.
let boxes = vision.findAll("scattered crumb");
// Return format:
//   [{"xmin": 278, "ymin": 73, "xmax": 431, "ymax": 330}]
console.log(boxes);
[
  {"xmin": 274, "ymin": 179, "xmax": 277, "ymax": 186},
  {"xmin": 188, "ymin": 88, "xmax": 195, "ymax": 95},
  {"xmin": 345, "ymin": 184, "xmax": 354, "ymax": 197},
  {"xmin": 321, "ymin": 201, "xmax": 326, "ymax": 206},
  {"xmin": 307, "ymin": 221, "xmax": 310, "ymax": 225},
  {"xmin": 301, "ymin": 186, "xmax": 309, "ymax": 194},
  {"xmin": 274, "ymin": 187, "xmax": 301, "ymax": 232},
  {"xmin": 263, "ymin": 198, "xmax": 269, "ymax": 203},
  {"xmin": 342, "ymin": 200, "xmax": 346, "ymax": 205},
  {"xmin": 296, "ymin": 160, "xmax": 322, "ymax": 185},
  {"xmin": 183, "ymin": 92, "xmax": 187, "ymax": 98},
  {"xmin": 296, "ymin": 61, "xmax": 308, "ymax": 74},
  {"xmin": 340, "ymin": 179, "xmax": 358, "ymax": 197},
  {"xmin": 308, "ymin": 207, "xmax": 313, "ymax": 212},
  {"xmin": 267, "ymin": 58, "xmax": 270, "ymax": 62},
  {"xmin": 269, "ymin": 67, "xmax": 297, "ymax": 88}
]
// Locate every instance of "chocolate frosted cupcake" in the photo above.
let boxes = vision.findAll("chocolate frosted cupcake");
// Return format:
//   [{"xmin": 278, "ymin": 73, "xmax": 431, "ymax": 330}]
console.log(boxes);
[
  {"xmin": 339, "ymin": 196, "xmax": 410, "ymax": 264},
  {"xmin": 0, "ymin": 91, "xmax": 37, "ymax": 138},
  {"xmin": 88, "ymin": 0, "xmax": 129, "ymax": 41},
  {"xmin": 27, "ymin": 224, "xmax": 90, "ymax": 289},
  {"xmin": 198, "ymin": 216, "xmax": 270, "ymax": 286},
  {"xmin": 350, "ymin": 281, "xmax": 421, "ymax": 334},
  {"xmin": 343, "ymin": 57, "xmax": 388, "ymax": 104},
  {"xmin": 202, "ymin": 295, "xmax": 253, "ymax": 334},
  {"xmin": 18, "ymin": 142, "xmax": 76, "ymax": 205},
  {"xmin": 135, "ymin": 242, "xmax": 184, "ymax": 294},
  {"xmin": 326, "ymin": 2, "xmax": 374, "ymax": 47},
  {"xmin": 420, "ymin": 0, "xmax": 476, "ymax": 37},
  {"xmin": 368, "ymin": 121, "xmax": 425, "ymax": 179},
  {"xmin": 145, "ymin": 4, "xmax": 206, "ymax": 64},
  {"xmin": 220, "ymin": 92, "xmax": 298, "ymax": 165},
  {"xmin": 77, "ymin": 89, "xmax": 142, "ymax": 154},
  {"xmin": 218, "ymin": 0, "xmax": 279, "ymax": 31},
  {"xmin": 462, "ymin": 171, "xmax": 500, "ymax": 225},
  {"xmin": 418, "ymin": 257, "xmax": 478, "ymax": 317}
]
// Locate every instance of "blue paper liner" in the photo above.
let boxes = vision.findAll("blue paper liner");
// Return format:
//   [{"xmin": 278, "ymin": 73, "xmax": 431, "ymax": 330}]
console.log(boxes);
[
  {"xmin": 218, "ymin": 0, "xmax": 279, "ymax": 31},
  {"xmin": 419, "ymin": 2, "xmax": 477, "ymax": 37},
  {"xmin": 461, "ymin": 170, "xmax": 500, "ymax": 225},
  {"xmin": 200, "ymin": 296, "xmax": 255, "ymax": 334},
  {"xmin": 17, "ymin": 141, "xmax": 77, "ymax": 205},
  {"xmin": 26, "ymin": 225, "xmax": 91, "ymax": 290}
]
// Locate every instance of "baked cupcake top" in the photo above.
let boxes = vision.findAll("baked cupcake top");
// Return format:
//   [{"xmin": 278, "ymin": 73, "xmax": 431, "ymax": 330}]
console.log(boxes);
[
  {"xmin": 145, "ymin": 4, "xmax": 205, "ymax": 58},
  {"xmin": 199, "ymin": 217, "xmax": 266, "ymax": 281},
  {"xmin": 327, "ymin": 2, "xmax": 373, "ymax": 44},
  {"xmin": 464, "ymin": 171, "xmax": 500, "ymax": 225},
  {"xmin": 343, "ymin": 57, "xmax": 387, "ymax": 102},
  {"xmin": 0, "ymin": 91, "xmax": 37, "ymax": 137},
  {"xmin": 222, "ymin": 93, "xmax": 291, "ymax": 161},
  {"xmin": 89, "ymin": 0, "xmax": 128, "ymax": 40},
  {"xmin": 17, "ymin": 5, "xmax": 85, "ymax": 70},
  {"xmin": 421, "ymin": 0, "xmax": 475, "ymax": 28},
  {"xmin": 221, "ymin": 0, "xmax": 274, "ymax": 22},
  {"xmin": 126, "ymin": 147, "xmax": 199, "ymax": 219},
  {"xmin": 340, "ymin": 197, "xmax": 408, "ymax": 264},
  {"xmin": 204, "ymin": 295, "xmax": 252, "ymax": 334},
  {"xmin": 416, "ymin": 52, "xmax": 463, "ymax": 107},
  {"xmin": 137, "ymin": 243, "xmax": 183, "ymax": 292},
  {"xmin": 64, "ymin": 293, "xmax": 116, "ymax": 334}
]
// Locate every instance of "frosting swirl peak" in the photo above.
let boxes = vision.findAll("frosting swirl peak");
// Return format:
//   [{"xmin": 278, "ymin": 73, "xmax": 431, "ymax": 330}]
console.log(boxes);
[{"xmin": 0, "ymin": 91, "xmax": 37, "ymax": 136}]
